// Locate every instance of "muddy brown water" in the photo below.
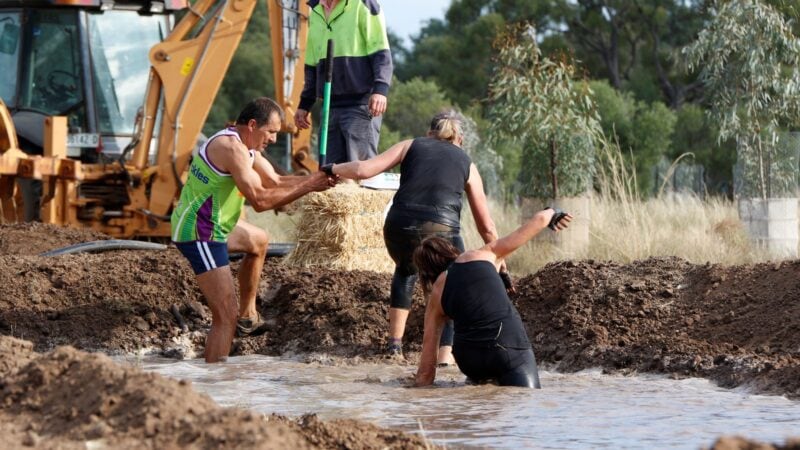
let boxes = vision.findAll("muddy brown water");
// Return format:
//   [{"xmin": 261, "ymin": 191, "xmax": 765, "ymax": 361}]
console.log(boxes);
[
  {"xmin": 2, "ymin": 222, "xmax": 800, "ymax": 448},
  {"xmin": 138, "ymin": 355, "xmax": 800, "ymax": 449}
]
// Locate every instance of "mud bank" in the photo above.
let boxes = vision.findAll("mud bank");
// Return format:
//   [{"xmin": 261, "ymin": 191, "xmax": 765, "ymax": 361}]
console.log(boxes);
[
  {"xmin": 2, "ymin": 223, "xmax": 800, "ymax": 449},
  {"xmin": 0, "ymin": 335, "xmax": 432, "ymax": 449},
  {"xmin": 2, "ymin": 223, "xmax": 799, "ymax": 399}
]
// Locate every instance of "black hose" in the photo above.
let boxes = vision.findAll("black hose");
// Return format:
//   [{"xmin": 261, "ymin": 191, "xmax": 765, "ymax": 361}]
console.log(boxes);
[
  {"xmin": 228, "ymin": 242, "xmax": 296, "ymax": 261},
  {"xmin": 39, "ymin": 240, "xmax": 167, "ymax": 257},
  {"xmin": 170, "ymin": 304, "xmax": 189, "ymax": 332}
]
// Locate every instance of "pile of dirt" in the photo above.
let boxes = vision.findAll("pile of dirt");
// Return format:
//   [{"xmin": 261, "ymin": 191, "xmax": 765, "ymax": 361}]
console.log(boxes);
[
  {"xmin": 707, "ymin": 436, "xmax": 800, "ymax": 450},
  {"xmin": 0, "ymin": 222, "xmax": 110, "ymax": 256},
  {"xmin": 0, "ymin": 335, "xmax": 433, "ymax": 449},
  {"xmin": 516, "ymin": 257, "xmax": 800, "ymax": 397},
  {"xmin": 1, "ymin": 222, "xmax": 800, "ymax": 401}
]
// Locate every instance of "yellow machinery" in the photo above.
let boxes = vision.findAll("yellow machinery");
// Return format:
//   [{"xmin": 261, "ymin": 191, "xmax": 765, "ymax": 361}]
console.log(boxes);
[{"xmin": 0, "ymin": 0, "xmax": 314, "ymax": 237}]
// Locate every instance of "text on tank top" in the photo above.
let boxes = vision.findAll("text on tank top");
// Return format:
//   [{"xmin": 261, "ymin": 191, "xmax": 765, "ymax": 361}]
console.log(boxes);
[{"xmin": 170, "ymin": 128, "xmax": 255, "ymax": 243}]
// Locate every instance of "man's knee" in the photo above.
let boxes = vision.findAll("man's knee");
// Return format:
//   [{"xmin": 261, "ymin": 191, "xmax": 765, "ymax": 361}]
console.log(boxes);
[
  {"xmin": 206, "ymin": 292, "xmax": 238, "ymax": 323},
  {"xmin": 237, "ymin": 227, "xmax": 268, "ymax": 255},
  {"xmin": 251, "ymin": 228, "xmax": 269, "ymax": 254}
]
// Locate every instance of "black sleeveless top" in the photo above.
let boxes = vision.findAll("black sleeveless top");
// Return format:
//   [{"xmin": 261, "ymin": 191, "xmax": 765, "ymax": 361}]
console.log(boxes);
[
  {"xmin": 441, "ymin": 260, "xmax": 531, "ymax": 350},
  {"xmin": 389, "ymin": 137, "xmax": 471, "ymax": 228}
]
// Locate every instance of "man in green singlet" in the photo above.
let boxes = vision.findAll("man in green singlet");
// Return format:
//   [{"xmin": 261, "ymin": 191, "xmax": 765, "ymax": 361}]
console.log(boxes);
[{"xmin": 171, "ymin": 97, "xmax": 334, "ymax": 363}]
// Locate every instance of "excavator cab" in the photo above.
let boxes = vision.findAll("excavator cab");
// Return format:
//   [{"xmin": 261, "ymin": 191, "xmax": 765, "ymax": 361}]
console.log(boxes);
[{"xmin": 0, "ymin": 1, "xmax": 182, "ymax": 163}]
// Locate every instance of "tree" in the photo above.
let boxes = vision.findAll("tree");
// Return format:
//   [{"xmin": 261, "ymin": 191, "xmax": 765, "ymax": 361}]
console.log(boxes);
[
  {"xmin": 400, "ymin": 14, "xmax": 505, "ymax": 106},
  {"xmin": 554, "ymin": 0, "xmax": 707, "ymax": 106},
  {"xmin": 630, "ymin": 0, "xmax": 705, "ymax": 108},
  {"xmin": 378, "ymin": 77, "xmax": 453, "ymax": 155},
  {"xmin": 591, "ymin": 80, "xmax": 676, "ymax": 195},
  {"xmin": 683, "ymin": 0, "xmax": 800, "ymax": 199},
  {"xmin": 397, "ymin": 0, "xmax": 568, "ymax": 106},
  {"xmin": 487, "ymin": 24, "xmax": 602, "ymax": 199},
  {"xmin": 562, "ymin": 0, "xmax": 640, "ymax": 90},
  {"xmin": 670, "ymin": 104, "xmax": 736, "ymax": 195},
  {"xmin": 382, "ymin": 77, "xmax": 452, "ymax": 140}
]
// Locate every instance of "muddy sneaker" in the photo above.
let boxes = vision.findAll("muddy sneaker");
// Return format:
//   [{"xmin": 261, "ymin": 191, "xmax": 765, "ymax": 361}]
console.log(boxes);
[{"xmin": 236, "ymin": 313, "xmax": 269, "ymax": 337}]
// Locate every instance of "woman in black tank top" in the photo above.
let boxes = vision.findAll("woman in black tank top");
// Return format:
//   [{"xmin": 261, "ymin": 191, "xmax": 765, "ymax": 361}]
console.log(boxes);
[
  {"xmin": 411, "ymin": 207, "xmax": 572, "ymax": 388},
  {"xmin": 322, "ymin": 111, "xmax": 503, "ymax": 364}
]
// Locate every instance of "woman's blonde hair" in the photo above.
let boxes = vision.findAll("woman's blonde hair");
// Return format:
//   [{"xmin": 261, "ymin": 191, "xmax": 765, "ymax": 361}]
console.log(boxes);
[{"xmin": 428, "ymin": 110, "xmax": 463, "ymax": 143}]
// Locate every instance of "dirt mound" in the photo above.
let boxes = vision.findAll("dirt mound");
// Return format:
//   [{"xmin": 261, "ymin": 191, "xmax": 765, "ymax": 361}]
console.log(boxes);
[
  {"xmin": 2, "ymin": 223, "xmax": 800, "ymax": 401},
  {"xmin": 0, "ymin": 222, "xmax": 110, "ymax": 256},
  {"xmin": 516, "ymin": 257, "xmax": 800, "ymax": 397},
  {"xmin": 707, "ymin": 436, "xmax": 800, "ymax": 449},
  {"xmin": 0, "ymin": 336, "xmax": 432, "ymax": 449}
]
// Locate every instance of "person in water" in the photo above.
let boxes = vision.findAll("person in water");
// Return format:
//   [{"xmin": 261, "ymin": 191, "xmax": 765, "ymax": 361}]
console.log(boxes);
[
  {"xmin": 412, "ymin": 207, "xmax": 572, "ymax": 387},
  {"xmin": 320, "ymin": 110, "xmax": 501, "ymax": 364}
]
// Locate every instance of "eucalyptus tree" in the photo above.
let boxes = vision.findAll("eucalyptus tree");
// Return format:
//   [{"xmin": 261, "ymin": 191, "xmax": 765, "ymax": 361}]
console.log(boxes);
[
  {"xmin": 683, "ymin": 0, "xmax": 800, "ymax": 199},
  {"xmin": 397, "ymin": 0, "xmax": 568, "ymax": 106},
  {"xmin": 486, "ymin": 24, "xmax": 603, "ymax": 199}
]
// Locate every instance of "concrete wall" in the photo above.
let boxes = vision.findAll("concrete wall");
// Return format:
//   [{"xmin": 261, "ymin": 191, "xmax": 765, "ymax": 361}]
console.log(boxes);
[{"xmin": 738, "ymin": 197, "xmax": 799, "ymax": 259}]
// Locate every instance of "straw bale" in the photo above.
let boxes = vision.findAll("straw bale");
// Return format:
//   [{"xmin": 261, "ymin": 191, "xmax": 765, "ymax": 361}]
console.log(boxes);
[{"xmin": 284, "ymin": 184, "xmax": 395, "ymax": 273}]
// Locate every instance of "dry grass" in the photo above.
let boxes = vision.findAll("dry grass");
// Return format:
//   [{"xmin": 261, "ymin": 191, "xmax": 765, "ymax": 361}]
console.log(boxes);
[
  {"xmin": 251, "ymin": 191, "xmax": 764, "ymax": 276},
  {"xmin": 248, "ymin": 140, "xmax": 772, "ymax": 276},
  {"xmin": 461, "ymin": 137, "xmax": 770, "ymax": 275},
  {"xmin": 460, "ymin": 195, "xmax": 763, "ymax": 275}
]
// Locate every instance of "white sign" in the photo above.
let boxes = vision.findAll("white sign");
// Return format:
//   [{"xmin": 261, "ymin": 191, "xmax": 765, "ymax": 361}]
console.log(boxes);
[
  {"xmin": 360, "ymin": 172, "xmax": 400, "ymax": 190},
  {"xmin": 67, "ymin": 133, "xmax": 100, "ymax": 148}
]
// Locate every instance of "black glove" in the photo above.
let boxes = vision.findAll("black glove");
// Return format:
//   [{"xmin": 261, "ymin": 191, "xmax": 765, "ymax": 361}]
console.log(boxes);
[
  {"xmin": 320, "ymin": 163, "xmax": 335, "ymax": 176},
  {"xmin": 545, "ymin": 207, "xmax": 569, "ymax": 231}
]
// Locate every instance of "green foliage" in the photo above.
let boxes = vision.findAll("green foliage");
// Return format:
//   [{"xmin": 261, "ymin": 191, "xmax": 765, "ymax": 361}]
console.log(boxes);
[
  {"xmin": 203, "ymin": 1, "xmax": 273, "ymax": 135},
  {"xmin": 683, "ymin": 0, "xmax": 800, "ymax": 198},
  {"xmin": 466, "ymin": 103, "xmax": 521, "ymax": 199},
  {"xmin": 590, "ymin": 80, "xmax": 676, "ymax": 195},
  {"xmin": 631, "ymin": 101, "xmax": 677, "ymax": 193},
  {"xmin": 382, "ymin": 77, "xmax": 452, "ymax": 139},
  {"xmin": 591, "ymin": 80, "xmax": 635, "ymax": 144},
  {"xmin": 671, "ymin": 104, "xmax": 736, "ymax": 193},
  {"xmin": 377, "ymin": 125, "xmax": 402, "ymax": 154},
  {"xmin": 401, "ymin": 13, "xmax": 505, "ymax": 106},
  {"xmin": 487, "ymin": 25, "xmax": 601, "ymax": 199}
]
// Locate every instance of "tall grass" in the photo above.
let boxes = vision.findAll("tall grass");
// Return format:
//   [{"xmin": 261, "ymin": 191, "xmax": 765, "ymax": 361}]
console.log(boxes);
[
  {"xmin": 461, "ymin": 137, "xmax": 768, "ymax": 275},
  {"xmin": 248, "ymin": 139, "xmax": 770, "ymax": 275}
]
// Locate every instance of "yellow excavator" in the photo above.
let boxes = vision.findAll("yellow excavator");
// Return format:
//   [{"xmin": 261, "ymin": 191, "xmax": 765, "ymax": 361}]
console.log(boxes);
[{"xmin": 0, "ymin": 0, "xmax": 315, "ymax": 238}]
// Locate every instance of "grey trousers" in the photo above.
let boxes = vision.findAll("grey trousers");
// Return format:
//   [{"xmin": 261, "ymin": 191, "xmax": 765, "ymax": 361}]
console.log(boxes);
[{"xmin": 324, "ymin": 104, "xmax": 382, "ymax": 164}]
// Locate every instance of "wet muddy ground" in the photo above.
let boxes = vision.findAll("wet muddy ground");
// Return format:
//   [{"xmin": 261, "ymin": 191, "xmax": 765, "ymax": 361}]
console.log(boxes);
[{"xmin": 1, "ymin": 222, "xmax": 799, "ymax": 448}]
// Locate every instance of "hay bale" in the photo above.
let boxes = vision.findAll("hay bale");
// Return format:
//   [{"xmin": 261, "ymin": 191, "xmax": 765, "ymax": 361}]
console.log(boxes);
[{"xmin": 284, "ymin": 184, "xmax": 395, "ymax": 272}]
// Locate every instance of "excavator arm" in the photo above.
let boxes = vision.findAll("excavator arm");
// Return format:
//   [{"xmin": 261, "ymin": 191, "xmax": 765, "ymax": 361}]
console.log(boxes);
[
  {"xmin": 0, "ymin": 0, "xmax": 314, "ymax": 237},
  {"xmin": 268, "ymin": 0, "xmax": 315, "ymax": 175},
  {"xmin": 136, "ymin": 0, "xmax": 313, "ymax": 220}
]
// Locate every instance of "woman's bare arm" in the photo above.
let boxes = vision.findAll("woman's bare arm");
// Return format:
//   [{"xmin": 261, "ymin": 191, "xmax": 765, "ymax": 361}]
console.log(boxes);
[
  {"xmin": 415, "ymin": 274, "xmax": 448, "ymax": 387},
  {"xmin": 331, "ymin": 139, "xmax": 413, "ymax": 180},
  {"xmin": 465, "ymin": 163, "xmax": 499, "ymax": 245}
]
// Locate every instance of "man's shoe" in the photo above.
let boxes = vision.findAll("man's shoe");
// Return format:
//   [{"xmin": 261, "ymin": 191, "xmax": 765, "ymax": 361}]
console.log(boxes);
[{"xmin": 236, "ymin": 313, "xmax": 269, "ymax": 337}]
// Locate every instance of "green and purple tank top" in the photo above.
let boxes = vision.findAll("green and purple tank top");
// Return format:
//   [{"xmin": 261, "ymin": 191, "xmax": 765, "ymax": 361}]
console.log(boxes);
[{"xmin": 171, "ymin": 128, "xmax": 255, "ymax": 243}]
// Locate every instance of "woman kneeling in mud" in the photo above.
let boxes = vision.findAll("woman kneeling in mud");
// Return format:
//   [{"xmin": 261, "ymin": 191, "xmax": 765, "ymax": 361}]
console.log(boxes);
[{"xmin": 412, "ymin": 207, "xmax": 571, "ymax": 388}]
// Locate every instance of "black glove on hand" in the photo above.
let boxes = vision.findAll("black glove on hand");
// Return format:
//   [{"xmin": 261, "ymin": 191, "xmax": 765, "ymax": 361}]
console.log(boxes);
[
  {"xmin": 320, "ymin": 163, "xmax": 335, "ymax": 177},
  {"xmin": 546, "ymin": 207, "xmax": 569, "ymax": 231}
]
